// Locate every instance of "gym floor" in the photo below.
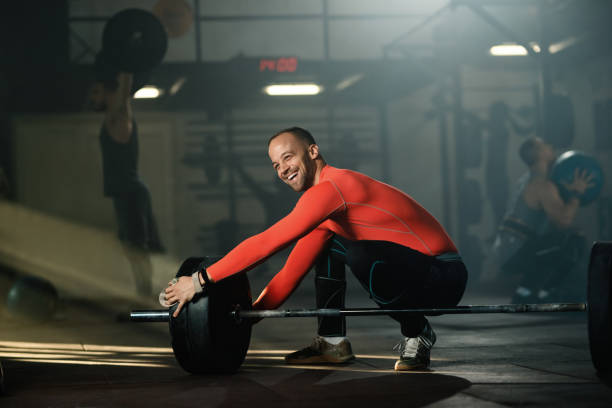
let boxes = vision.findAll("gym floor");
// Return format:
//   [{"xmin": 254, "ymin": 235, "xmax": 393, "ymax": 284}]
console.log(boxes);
[{"xmin": 1, "ymin": 281, "xmax": 611, "ymax": 408}]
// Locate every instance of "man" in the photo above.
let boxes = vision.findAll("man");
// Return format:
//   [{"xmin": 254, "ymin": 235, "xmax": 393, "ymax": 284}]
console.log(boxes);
[
  {"xmin": 165, "ymin": 127, "xmax": 467, "ymax": 371},
  {"xmin": 493, "ymin": 137, "xmax": 593, "ymax": 303},
  {"xmin": 90, "ymin": 67, "xmax": 164, "ymax": 297}
]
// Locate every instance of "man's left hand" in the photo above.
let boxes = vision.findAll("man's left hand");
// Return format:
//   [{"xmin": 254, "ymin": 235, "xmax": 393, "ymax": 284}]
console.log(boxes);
[{"xmin": 165, "ymin": 276, "xmax": 196, "ymax": 317}]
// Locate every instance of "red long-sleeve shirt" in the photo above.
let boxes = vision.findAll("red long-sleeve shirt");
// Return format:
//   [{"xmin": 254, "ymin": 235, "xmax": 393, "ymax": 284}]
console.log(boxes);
[{"xmin": 206, "ymin": 165, "xmax": 457, "ymax": 310}]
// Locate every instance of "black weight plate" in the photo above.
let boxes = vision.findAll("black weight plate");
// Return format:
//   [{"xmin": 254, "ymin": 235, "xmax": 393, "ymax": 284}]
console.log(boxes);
[
  {"xmin": 587, "ymin": 241, "xmax": 612, "ymax": 375},
  {"xmin": 169, "ymin": 257, "xmax": 252, "ymax": 374},
  {"xmin": 550, "ymin": 150, "xmax": 604, "ymax": 206},
  {"xmin": 102, "ymin": 9, "xmax": 168, "ymax": 73},
  {"xmin": 0, "ymin": 360, "xmax": 4, "ymax": 395}
]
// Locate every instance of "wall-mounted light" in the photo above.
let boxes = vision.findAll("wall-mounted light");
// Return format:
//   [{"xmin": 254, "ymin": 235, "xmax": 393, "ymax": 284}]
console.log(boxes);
[
  {"xmin": 134, "ymin": 85, "xmax": 163, "ymax": 99},
  {"xmin": 264, "ymin": 83, "xmax": 322, "ymax": 96}
]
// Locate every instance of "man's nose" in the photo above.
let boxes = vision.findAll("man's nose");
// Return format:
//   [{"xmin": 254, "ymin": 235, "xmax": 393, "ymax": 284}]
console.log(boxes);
[{"xmin": 279, "ymin": 163, "xmax": 290, "ymax": 177}]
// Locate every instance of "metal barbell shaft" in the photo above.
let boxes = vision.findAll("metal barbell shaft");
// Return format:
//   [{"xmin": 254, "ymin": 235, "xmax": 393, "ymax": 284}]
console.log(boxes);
[
  {"xmin": 130, "ymin": 302, "xmax": 586, "ymax": 323},
  {"xmin": 234, "ymin": 303, "xmax": 587, "ymax": 318},
  {"xmin": 130, "ymin": 310, "xmax": 170, "ymax": 322}
]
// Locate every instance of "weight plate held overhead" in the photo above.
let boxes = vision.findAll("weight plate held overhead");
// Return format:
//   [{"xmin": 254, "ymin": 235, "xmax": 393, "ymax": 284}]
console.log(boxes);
[{"xmin": 102, "ymin": 8, "xmax": 168, "ymax": 73}]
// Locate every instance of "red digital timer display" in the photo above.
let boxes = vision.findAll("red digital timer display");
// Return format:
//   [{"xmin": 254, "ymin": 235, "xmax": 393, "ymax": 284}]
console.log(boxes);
[{"xmin": 259, "ymin": 57, "xmax": 298, "ymax": 73}]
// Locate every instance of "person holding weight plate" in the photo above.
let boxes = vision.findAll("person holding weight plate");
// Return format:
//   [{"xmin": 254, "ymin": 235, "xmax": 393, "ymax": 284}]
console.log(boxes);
[
  {"xmin": 89, "ymin": 9, "xmax": 168, "ymax": 297},
  {"xmin": 493, "ymin": 137, "xmax": 600, "ymax": 304},
  {"xmin": 164, "ymin": 127, "xmax": 468, "ymax": 371}
]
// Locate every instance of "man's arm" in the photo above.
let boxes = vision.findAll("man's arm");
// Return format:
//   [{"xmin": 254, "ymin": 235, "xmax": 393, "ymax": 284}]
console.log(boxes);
[
  {"xmin": 165, "ymin": 179, "xmax": 346, "ymax": 317},
  {"xmin": 538, "ymin": 169, "xmax": 593, "ymax": 228},
  {"xmin": 538, "ymin": 181, "xmax": 580, "ymax": 228},
  {"xmin": 104, "ymin": 72, "xmax": 133, "ymax": 143},
  {"xmin": 206, "ymin": 180, "xmax": 346, "ymax": 282},
  {"xmin": 253, "ymin": 227, "xmax": 334, "ymax": 310}
]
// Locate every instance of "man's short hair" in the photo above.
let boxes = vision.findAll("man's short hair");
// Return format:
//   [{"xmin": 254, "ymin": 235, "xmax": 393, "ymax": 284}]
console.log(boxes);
[
  {"xmin": 269, "ymin": 127, "xmax": 317, "ymax": 146},
  {"xmin": 519, "ymin": 138, "xmax": 540, "ymax": 166}
]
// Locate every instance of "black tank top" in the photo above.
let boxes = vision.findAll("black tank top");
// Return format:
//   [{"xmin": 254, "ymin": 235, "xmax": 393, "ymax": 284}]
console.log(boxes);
[{"xmin": 99, "ymin": 120, "xmax": 140, "ymax": 196}]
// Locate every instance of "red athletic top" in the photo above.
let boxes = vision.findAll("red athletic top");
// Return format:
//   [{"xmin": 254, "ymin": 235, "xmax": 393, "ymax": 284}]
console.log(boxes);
[{"xmin": 207, "ymin": 165, "xmax": 458, "ymax": 310}]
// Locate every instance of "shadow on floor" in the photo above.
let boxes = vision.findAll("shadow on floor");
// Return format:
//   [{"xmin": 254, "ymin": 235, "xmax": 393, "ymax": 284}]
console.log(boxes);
[{"xmin": 1, "ymin": 358, "xmax": 471, "ymax": 407}]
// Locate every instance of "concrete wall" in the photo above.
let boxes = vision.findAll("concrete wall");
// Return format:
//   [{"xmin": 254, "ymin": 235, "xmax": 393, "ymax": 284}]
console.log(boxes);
[{"xmin": 12, "ymin": 113, "xmax": 177, "ymax": 254}]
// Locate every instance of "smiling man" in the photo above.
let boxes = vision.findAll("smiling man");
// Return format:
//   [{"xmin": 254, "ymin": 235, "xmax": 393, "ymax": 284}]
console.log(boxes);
[{"xmin": 164, "ymin": 127, "xmax": 467, "ymax": 371}]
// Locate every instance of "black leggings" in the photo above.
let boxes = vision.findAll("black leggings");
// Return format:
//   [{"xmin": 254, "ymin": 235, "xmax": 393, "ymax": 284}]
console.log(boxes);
[
  {"xmin": 315, "ymin": 237, "xmax": 468, "ymax": 338},
  {"xmin": 112, "ymin": 181, "xmax": 164, "ymax": 252}
]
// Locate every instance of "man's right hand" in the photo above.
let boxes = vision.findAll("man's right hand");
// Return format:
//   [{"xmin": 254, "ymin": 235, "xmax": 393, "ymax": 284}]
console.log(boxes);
[{"xmin": 562, "ymin": 168, "xmax": 595, "ymax": 195}]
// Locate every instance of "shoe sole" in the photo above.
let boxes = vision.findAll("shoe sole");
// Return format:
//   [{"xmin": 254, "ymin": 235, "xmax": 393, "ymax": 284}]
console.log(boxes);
[
  {"xmin": 394, "ymin": 360, "xmax": 429, "ymax": 371},
  {"xmin": 285, "ymin": 354, "xmax": 356, "ymax": 365}
]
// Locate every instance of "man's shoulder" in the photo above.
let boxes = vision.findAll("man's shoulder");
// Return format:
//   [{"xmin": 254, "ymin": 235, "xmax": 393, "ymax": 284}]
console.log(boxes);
[
  {"xmin": 525, "ymin": 177, "xmax": 558, "ymax": 199},
  {"xmin": 529, "ymin": 177, "xmax": 556, "ymax": 190},
  {"xmin": 324, "ymin": 165, "xmax": 367, "ymax": 181}
]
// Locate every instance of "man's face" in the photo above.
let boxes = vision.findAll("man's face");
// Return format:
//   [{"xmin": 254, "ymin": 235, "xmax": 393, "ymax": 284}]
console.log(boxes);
[
  {"xmin": 88, "ymin": 83, "xmax": 107, "ymax": 112},
  {"xmin": 537, "ymin": 139, "xmax": 555, "ymax": 165},
  {"xmin": 268, "ymin": 132, "xmax": 319, "ymax": 192}
]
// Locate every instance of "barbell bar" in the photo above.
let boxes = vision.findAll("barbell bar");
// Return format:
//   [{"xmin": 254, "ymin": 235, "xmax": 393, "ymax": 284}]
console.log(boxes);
[
  {"xmin": 128, "ymin": 242, "xmax": 612, "ymax": 376},
  {"xmin": 130, "ymin": 302, "xmax": 587, "ymax": 323}
]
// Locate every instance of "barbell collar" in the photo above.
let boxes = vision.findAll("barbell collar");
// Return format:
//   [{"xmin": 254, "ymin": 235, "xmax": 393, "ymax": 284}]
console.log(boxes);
[{"xmin": 130, "ymin": 302, "xmax": 586, "ymax": 323}]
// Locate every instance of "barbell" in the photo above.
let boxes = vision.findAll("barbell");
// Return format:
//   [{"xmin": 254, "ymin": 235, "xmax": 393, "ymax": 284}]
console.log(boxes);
[
  {"xmin": 94, "ymin": 9, "xmax": 168, "ymax": 94},
  {"xmin": 102, "ymin": 9, "xmax": 168, "ymax": 73},
  {"xmin": 131, "ymin": 242, "xmax": 612, "ymax": 376}
]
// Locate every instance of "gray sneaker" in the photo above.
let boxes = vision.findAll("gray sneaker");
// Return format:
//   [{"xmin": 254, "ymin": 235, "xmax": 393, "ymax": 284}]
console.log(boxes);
[
  {"xmin": 394, "ymin": 321, "xmax": 437, "ymax": 371},
  {"xmin": 285, "ymin": 336, "xmax": 355, "ymax": 364}
]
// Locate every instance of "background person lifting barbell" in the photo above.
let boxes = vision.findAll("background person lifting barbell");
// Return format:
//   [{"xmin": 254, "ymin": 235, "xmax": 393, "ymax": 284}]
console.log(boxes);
[
  {"xmin": 492, "ymin": 137, "xmax": 603, "ymax": 304},
  {"xmin": 89, "ymin": 9, "xmax": 167, "ymax": 298}
]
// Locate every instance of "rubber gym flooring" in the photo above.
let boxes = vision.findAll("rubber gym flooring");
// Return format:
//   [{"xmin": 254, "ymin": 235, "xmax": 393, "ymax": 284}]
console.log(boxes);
[{"xmin": 1, "ymin": 280, "xmax": 611, "ymax": 408}]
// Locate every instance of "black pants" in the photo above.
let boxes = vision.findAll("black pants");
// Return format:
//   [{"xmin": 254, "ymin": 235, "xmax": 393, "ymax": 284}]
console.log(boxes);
[
  {"xmin": 315, "ymin": 237, "xmax": 468, "ymax": 338},
  {"xmin": 112, "ymin": 181, "xmax": 164, "ymax": 252},
  {"xmin": 502, "ymin": 230, "xmax": 587, "ymax": 296}
]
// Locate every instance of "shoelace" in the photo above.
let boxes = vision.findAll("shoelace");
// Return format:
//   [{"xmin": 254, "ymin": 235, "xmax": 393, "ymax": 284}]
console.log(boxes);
[
  {"xmin": 393, "ymin": 337, "xmax": 419, "ymax": 358},
  {"xmin": 393, "ymin": 335, "xmax": 434, "ymax": 358}
]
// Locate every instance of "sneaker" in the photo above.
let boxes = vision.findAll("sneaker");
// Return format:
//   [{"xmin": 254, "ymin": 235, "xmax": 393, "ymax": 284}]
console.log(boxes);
[
  {"xmin": 285, "ymin": 336, "xmax": 355, "ymax": 364},
  {"xmin": 394, "ymin": 321, "xmax": 437, "ymax": 371}
]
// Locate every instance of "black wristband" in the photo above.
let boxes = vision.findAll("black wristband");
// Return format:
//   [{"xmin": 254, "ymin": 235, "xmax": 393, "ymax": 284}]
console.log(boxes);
[{"xmin": 197, "ymin": 262, "xmax": 211, "ymax": 286}]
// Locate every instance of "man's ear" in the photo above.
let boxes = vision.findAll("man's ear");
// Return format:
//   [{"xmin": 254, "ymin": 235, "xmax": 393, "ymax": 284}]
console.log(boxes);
[{"xmin": 308, "ymin": 144, "xmax": 320, "ymax": 159}]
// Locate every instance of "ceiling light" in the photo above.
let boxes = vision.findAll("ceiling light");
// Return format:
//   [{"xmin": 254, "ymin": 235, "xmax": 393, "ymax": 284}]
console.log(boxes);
[
  {"xmin": 169, "ymin": 77, "xmax": 187, "ymax": 95},
  {"xmin": 549, "ymin": 36, "xmax": 578, "ymax": 54},
  {"xmin": 529, "ymin": 42, "xmax": 541, "ymax": 53},
  {"xmin": 264, "ymin": 83, "xmax": 322, "ymax": 96},
  {"xmin": 336, "ymin": 74, "xmax": 364, "ymax": 91},
  {"xmin": 489, "ymin": 44, "xmax": 528, "ymax": 56},
  {"xmin": 134, "ymin": 86, "xmax": 163, "ymax": 99}
]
